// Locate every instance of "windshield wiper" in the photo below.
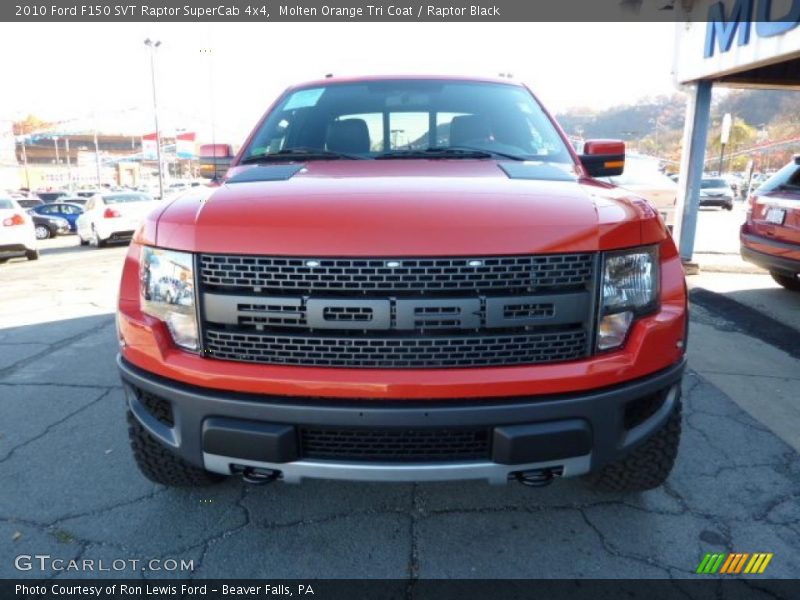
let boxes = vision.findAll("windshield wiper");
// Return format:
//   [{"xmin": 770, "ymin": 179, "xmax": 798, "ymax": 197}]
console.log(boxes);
[
  {"xmin": 240, "ymin": 147, "xmax": 365, "ymax": 163},
  {"xmin": 375, "ymin": 146, "xmax": 526, "ymax": 161}
]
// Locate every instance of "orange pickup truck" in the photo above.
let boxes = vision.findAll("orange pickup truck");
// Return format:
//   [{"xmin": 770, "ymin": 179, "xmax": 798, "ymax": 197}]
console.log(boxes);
[{"xmin": 117, "ymin": 76, "xmax": 687, "ymax": 492}]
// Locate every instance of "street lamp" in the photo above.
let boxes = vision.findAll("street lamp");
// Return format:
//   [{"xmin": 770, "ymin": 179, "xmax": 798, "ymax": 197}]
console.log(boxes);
[
  {"xmin": 18, "ymin": 135, "xmax": 30, "ymax": 190},
  {"xmin": 53, "ymin": 136, "xmax": 61, "ymax": 187},
  {"xmin": 144, "ymin": 38, "xmax": 164, "ymax": 199},
  {"xmin": 719, "ymin": 113, "xmax": 732, "ymax": 175}
]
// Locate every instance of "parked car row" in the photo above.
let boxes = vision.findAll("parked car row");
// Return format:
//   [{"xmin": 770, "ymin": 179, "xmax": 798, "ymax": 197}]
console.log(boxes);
[
  {"xmin": 1, "ymin": 188, "xmax": 162, "ymax": 263},
  {"xmin": 598, "ymin": 159, "xmax": 738, "ymax": 231}
]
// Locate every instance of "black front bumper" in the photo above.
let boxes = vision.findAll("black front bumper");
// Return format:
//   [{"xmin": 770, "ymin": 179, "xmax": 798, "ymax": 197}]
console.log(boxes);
[
  {"xmin": 119, "ymin": 356, "xmax": 685, "ymax": 483},
  {"xmin": 700, "ymin": 196, "xmax": 733, "ymax": 207}
]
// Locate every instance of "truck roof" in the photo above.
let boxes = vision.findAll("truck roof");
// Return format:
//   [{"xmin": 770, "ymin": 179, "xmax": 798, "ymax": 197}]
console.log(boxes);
[{"xmin": 286, "ymin": 74, "xmax": 524, "ymax": 91}]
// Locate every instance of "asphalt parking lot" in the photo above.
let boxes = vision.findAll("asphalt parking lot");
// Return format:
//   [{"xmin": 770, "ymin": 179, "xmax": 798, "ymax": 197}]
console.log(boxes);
[{"xmin": 1, "ymin": 232, "xmax": 799, "ymax": 580}]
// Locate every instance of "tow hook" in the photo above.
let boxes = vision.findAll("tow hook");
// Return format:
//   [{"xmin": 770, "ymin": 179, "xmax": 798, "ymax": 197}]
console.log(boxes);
[
  {"xmin": 232, "ymin": 465, "xmax": 281, "ymax": 485},
  {"xmin": 514, "ymin": 467, "xmax": 562, "ymax": 487}
]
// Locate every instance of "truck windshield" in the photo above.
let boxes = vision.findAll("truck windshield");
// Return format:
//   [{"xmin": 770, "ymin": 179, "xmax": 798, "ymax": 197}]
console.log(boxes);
[{"xmin": 242, "ymin": 80, "xmax": 574, "ymax": 164}]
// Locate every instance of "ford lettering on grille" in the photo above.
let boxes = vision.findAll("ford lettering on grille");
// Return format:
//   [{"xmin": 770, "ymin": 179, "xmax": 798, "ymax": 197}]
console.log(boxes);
[
  {"xmin": 198, "ymin": 253, "xmax": 598, "ymax": 368},
  {"xmin": 203, "ymin": 293, "xmax": 589, "ymax": 331}
]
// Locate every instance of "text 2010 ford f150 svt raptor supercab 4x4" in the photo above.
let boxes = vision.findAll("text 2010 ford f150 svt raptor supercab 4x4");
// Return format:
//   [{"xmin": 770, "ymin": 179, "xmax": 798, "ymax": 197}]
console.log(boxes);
[{"xmin": 117, "ymin": 76, "xmax": 687, "ymax": 491}]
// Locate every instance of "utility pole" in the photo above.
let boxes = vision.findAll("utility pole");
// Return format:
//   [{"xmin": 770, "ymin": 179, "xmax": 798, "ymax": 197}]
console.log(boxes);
[
  {"xmin": 65, "ymin": 137, "xmax": 72, "ymax": 190},
  {"xmin": 206, "ymin": 30, "xmax": 217, "ymax": 165},
  {"xmin": 53, "ymin": 136, "xmax": 61, "ymax": 187},
  {"xmin": 93, "ymin": 119, "xmax": 102, "ymax": 186},
  {"xmin": 144, "ymin": 38, "xmax": 164, "ymax": 199},
  {"xmin": 20, "ymin": 136, "xmax": 30, "ymax": 190},
  {"xmin": 719, "ymin": 113, "xmax": 732, "ymax": 175}
]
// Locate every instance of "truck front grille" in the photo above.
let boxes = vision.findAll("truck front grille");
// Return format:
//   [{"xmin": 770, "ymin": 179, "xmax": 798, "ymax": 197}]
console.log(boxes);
[
  {"xmin": 198, "ymin": 253, "xmax": 598, "ymax": 368},
  {"xmin": 299, "ymin": 426, "xmax": 491, "ymax": 461},
  {"xmin": 200, "ymin": 253, "xmax": 594, "ymax": 295},
  {"xmin": 204, "ymin": 328, "xmax": 588, "ymax": 368}
]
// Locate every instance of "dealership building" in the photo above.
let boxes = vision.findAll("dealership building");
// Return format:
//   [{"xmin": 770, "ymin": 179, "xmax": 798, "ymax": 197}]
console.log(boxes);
[{"xmin": 673, "ymin": 0, "xmax": 800, "ymax": 264}]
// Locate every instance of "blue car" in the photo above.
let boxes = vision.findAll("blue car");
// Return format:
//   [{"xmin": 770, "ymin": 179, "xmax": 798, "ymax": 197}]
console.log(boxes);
[{"xmin": 31, "ymin": 202, "xmax": 84, "ymax": 232}]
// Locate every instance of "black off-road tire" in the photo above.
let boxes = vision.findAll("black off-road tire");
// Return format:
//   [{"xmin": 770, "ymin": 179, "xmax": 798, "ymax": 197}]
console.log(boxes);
[
  {"xmin": 26, "ymin": 248, "xmax": 40, "ymax": 261},
  {"xmin": 586, "ymin": 400, "xmax": 682, "ymax": 492},
  {"xmin": 127, "ymin": 410, "xmax": 224, "ymax": 487},
  {"xmin": 770, "ymin": 271, "xmax": 800, "ymax": 292}
]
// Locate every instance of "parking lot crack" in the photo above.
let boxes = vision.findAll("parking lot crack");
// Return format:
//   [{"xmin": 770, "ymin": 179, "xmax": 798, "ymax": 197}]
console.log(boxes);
[
  {"xmin": 0, "ymin": 316, "xmax": 114, "ymax": 379},
  {"xmin": 406, "ymin": 483, "xmax": 420, "ymax": 599},
  {"xmin": 253, "ymin": 507, "xmax": 404, "ymax": 531},
  {"xmin": 0, "ymin": 387, "xmax": 114, "ymax": 464},
  {"xmin": 0, "ymin": 515, "xmax": 134, "ymax": 558},
  {"xmin": 757, "ymin": 492, "xmax": 800, "ymax": 524},
  {"xmin": 184, "ymin": 485, "xmax": 251, "ymax": 579},
  {"xmin": 577, "ymin": 506, "xmax": 684, "ymax": 577},
  {"xmin": 683, "ymin": 415, "xmax": 736, "ymax": 460},
  {"xmin": 682, "ymin": 372, "xmax": 704, "ymax": 398},
  {"xmin": 34, "ymin": 485, "xmax": 168, "ymax": 531},
  {"xmin": 663, "ymin": 482, "xmax": 691, "ymax": 513}
]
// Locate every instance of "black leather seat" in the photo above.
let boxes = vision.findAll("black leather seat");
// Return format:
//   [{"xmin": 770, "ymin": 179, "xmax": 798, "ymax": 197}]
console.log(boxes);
[
  {"xmin": 450, "ymin": 115, "xmax": 492, "ymax": 146},
  {"xmin": 326, "ymin": 119, "xmax": 371, "ymax": 154}
]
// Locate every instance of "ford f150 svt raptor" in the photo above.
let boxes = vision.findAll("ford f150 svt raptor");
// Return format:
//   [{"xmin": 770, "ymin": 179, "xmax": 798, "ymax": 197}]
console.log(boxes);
[{"xmin": 117, "ymin": 76, "xmax": 687, "ymax": 491}]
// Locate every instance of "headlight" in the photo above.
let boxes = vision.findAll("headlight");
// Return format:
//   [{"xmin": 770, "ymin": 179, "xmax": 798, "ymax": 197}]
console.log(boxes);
[
  {"xmin": 597, "ymin": 246, "xmax": 659, "ymax": 351},
  {"xmin": 140, "ymin": 247, "xmax": 200, "ymax": 351}
]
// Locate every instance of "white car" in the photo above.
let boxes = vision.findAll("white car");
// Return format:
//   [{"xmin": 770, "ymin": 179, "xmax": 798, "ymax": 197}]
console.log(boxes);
[
  {"xmin": 603, "ymin": 156, "xmax": 678, "ymax": 228},
  {"xmin": 0, "ymin": 196, "xmax": 38, "ymax": 262},
  {"xmin": 699, "ymin": 177, "xmax": 735, "ymax": 210},
  {"xmin": 76, "ymin": 192, "xmax": 158, "ymax": 247}
]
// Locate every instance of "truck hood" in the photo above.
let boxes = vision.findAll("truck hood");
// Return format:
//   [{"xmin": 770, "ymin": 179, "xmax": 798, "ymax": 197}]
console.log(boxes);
[{"xmin": 153, "ymin": 160, "xmax": 664, "ymax": 255}]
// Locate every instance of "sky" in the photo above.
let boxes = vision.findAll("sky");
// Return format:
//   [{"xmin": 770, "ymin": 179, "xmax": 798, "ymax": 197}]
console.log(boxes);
[{"xmin": 0, "ymin": 22, "xmax": 678, "ymax": 143}]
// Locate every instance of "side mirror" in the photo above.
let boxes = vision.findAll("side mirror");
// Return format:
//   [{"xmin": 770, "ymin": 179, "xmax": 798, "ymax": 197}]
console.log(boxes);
[
  {"xmin": 579, "ymin": 140, "xmax": 625, "ymax": 178},
  {"xmin": 198, "ymin": 144, "xmax": 234, "ymax": 180}
]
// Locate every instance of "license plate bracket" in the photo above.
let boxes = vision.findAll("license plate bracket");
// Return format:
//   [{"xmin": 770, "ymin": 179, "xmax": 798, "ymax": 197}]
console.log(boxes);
[{"xmin": 765, "ymin": 208, "xmax": 786, "ymax": 225}]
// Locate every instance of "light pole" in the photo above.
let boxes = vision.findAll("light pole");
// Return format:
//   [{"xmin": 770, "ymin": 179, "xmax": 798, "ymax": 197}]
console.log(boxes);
[
  {"xmin": 53, "ymin": 136, "xmax": 61, "ymax": 187},
  {"xmin": 65, "ymin": 137, "xmax": 72, "ymax": 190},
  {"xmin": 719, "ymin": 112, "xmax": 732, "ymax": 175},
  {"xmin": 144, "ymin": 38, "xmax": 164, "ymax": 199},
  {"xmin": 19, "ymin": 136, "xmax": 30, "ymax": 190},
  {"xmin": 93, "ymin": 113, "xmax": 102, "ymax": 186}
]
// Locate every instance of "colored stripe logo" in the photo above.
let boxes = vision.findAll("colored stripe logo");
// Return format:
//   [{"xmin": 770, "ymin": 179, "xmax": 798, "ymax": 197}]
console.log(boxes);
[{"xmin": 696, "ymin": 553, "xmax": 773, "ymax": 574}]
